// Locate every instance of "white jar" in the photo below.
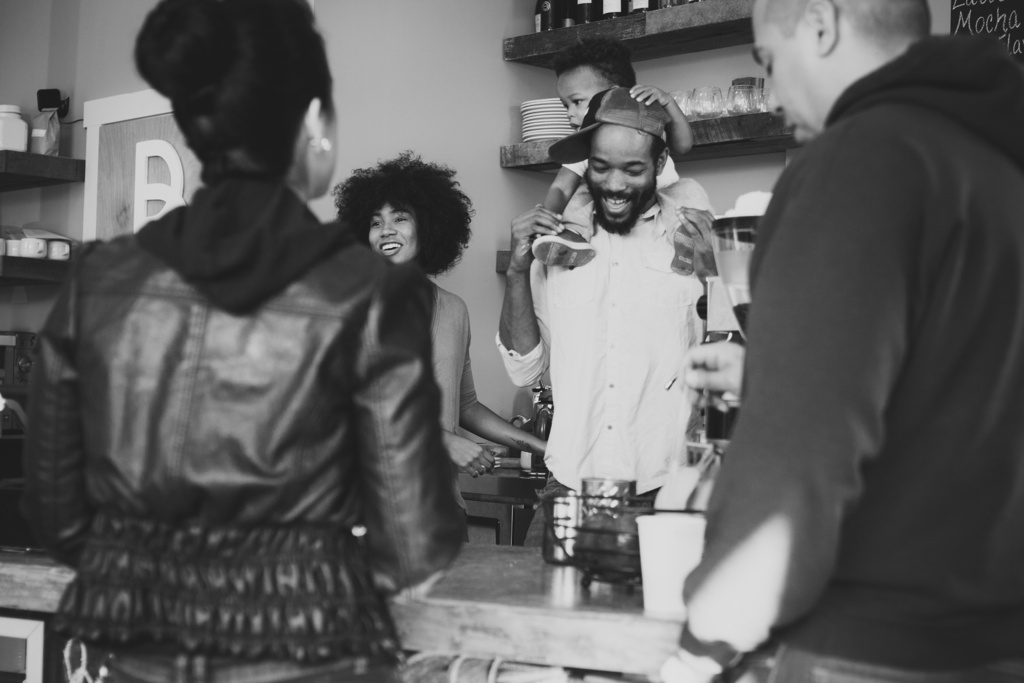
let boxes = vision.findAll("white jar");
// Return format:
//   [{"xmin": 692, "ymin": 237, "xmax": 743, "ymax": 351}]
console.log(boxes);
[{"xmin": 0, "ymin": 105, "xmax": 29, "ymax": 152}]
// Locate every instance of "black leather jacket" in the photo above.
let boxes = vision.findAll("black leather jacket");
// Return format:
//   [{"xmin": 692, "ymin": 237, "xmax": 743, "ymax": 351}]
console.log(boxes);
[{"xmin": 22, "ymin": 203, "xmax": 463, "ymax": 660}]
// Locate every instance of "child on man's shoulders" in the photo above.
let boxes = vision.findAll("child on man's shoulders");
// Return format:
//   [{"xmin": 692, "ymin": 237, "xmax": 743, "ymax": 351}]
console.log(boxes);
[{"xmin": 532, "ymin": 38, "xmax": 697, "ymax": 271}]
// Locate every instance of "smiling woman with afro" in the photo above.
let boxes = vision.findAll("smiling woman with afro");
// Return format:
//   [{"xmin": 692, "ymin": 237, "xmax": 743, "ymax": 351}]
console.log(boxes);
[
  {"xmin": 333, "ymin": 151, "xmax": 472, "ymax": 277},
  {"xmin": 333, "ymin": 152, "xmax": 547, "ymax": 531}
]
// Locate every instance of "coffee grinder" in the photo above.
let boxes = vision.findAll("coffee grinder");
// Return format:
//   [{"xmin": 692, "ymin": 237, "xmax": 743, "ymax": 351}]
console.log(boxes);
[
  {"xmin": 700, "ymin": 213, "xmax": 760, "ymax": 445},
  {"xmin": 698, "ymin": 277, "xmax": 741, "ymax": 444}
]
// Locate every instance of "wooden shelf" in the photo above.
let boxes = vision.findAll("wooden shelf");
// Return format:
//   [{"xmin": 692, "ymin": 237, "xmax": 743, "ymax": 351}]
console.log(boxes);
[
  {"xmin": 504, "ymin": 0, "xmax": 755, "ymax": 67},
  {"xmin": 0, "ymin": 151, "xmax": 85, "ymax": 193},
  {"xmin": 501, "ymin": 111, "xmax": 797, "ymax": 171},
  {"xmin": 0, "ymin": 256, "xmax": 69, "ymax": 286}
]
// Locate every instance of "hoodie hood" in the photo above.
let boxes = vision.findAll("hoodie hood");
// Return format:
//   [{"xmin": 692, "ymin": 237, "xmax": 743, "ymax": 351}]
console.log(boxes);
[
  {"xmin": 828, "ymin": 36, "xmax": 1024, "ymax": 170},
  {"xmin": 136, "ymin": 177, "xmax": 355, "ymax": 315}
]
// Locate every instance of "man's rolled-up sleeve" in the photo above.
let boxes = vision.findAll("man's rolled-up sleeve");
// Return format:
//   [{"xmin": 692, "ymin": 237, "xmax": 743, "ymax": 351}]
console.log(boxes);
[
  {"xmin": 496, "ymin": 334, "xmax": 545, "ymax": 387},
  {"xmin": 496, "ymin": 261, "xmax": 551, "ymax": 387}
]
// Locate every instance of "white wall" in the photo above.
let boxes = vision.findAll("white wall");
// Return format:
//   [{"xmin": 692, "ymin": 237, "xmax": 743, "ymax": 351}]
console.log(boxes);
[{"xmin": 0, "ymin": 0, "xmax": 953, "ymax": 416}]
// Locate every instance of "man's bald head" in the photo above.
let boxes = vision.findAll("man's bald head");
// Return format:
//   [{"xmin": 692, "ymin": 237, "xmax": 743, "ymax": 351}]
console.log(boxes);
[{"xmin": 759, "ymin": 0, "xmax": 930, "ymax": 46}]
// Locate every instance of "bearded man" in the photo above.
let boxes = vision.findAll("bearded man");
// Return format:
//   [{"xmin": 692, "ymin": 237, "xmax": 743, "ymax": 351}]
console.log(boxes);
[{"xmin": 496, "ymin": 87, "xmax": 716, "ymax": 543}]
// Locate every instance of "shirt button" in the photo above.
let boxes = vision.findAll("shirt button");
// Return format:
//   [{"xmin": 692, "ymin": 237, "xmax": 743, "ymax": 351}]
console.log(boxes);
[
  {"xmin": 607, "ymin": 425, "xmax": 613, "ymax": 430},
  {"xmin": 609, "ymin": 383, "xmax": 615, "ymax": 389}
]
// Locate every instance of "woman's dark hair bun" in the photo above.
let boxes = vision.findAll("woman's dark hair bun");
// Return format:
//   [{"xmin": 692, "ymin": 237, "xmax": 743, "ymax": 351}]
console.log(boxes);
[
  {"xmin": 135, "ymin": 0, "xmax": 233, "ymax": 106},
  {"xmin": 134, "ymin": 0, "xmax": 329, "ymax": 183},
  {"xmin": 135, "ymin": 0, "xmax": 332, "ymax": 183}
]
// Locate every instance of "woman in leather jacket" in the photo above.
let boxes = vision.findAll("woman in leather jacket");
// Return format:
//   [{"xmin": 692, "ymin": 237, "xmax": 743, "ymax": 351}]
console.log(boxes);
[{"xmin": 21, "ymin": 1, "xmax": 463, "ymax": 682}]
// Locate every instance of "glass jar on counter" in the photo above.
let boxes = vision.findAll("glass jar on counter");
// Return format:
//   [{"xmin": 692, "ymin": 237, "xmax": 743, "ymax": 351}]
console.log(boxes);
[{"xmin": 0, "ymin": 106, "xmax": 29, "ymax": 152}]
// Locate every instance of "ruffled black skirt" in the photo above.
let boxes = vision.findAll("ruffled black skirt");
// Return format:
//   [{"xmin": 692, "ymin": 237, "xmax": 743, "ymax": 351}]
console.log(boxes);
[{"xmin": 55, "ymin": 512, "xmax": 401, "ymax": 664}]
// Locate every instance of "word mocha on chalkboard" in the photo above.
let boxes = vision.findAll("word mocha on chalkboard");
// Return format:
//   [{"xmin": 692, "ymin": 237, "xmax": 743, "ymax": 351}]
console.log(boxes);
[{"xmin": 952, "ymin": 0, "xmax": 1024, "ymax": 60}]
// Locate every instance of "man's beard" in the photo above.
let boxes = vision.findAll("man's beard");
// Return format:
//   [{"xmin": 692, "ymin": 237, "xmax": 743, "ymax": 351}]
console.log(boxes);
[{"xmin": 585, "ymin": 173, "xmax": 657, "ymax": 236}]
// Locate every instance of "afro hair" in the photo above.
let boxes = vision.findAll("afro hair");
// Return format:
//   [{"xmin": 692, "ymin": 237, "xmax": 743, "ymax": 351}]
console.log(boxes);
[{"xmin": 333, "ymin": 151, "xmax": 474, "ymax": 277}]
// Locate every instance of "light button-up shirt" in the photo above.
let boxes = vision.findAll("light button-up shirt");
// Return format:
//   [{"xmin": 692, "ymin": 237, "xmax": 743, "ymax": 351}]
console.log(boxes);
[{"xmin": 497, "ymin": 180, "xmax": 712, "ymax": 493}]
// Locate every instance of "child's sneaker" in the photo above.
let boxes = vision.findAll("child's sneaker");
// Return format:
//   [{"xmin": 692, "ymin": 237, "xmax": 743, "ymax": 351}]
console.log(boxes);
[{"xmin": 532, "ymin": 228, "xmax": 596, "ymax": 268}]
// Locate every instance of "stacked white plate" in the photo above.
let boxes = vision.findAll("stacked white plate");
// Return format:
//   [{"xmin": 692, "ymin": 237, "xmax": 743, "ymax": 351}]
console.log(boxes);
[{"xmin": 521, "ymin": 98, "xmax": 574, "ymax": 143}]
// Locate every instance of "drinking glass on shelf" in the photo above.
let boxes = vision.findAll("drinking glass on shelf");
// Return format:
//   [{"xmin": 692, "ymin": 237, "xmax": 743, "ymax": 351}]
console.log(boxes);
[
  {"xmin": 689, "ymin": 86, "xmax": 724, "ymax": 120},
  {"xmin": 761, "ymin": 87, "xmax": 780, "ymax": 114},
  {"xmin": 726, "ymin": 84, "xmax": 760, "ymax": 116},
  {"xmin": 710, "ymin": 216, "xmax": 758, "ymax": 339},
  {"xmin": 671, "ymin": 90, "xmax": 692, "ymax": 120}
]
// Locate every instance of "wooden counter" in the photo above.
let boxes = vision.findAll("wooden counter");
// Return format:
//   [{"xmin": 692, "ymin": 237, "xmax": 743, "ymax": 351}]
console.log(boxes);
[
  {"xmin": 0, "ymin": 545, "xmax": 680, "ymax": 679},
  {"xmin": 393, "ymin": 545, "xmax": 679, "ymax": 678},
  {"xmin": 0, "ymin": 551, "xmax": 73, "ymax": 614}
]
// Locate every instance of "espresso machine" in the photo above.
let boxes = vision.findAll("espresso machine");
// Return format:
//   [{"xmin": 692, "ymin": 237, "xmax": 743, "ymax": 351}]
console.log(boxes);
[{"xmin": 507, "ymin": 384, "xmax": 553, "ymax": 478}]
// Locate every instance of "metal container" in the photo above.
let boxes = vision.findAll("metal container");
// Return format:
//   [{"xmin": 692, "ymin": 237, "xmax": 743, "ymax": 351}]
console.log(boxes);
[{"xmin": 542, "ymin": 493, "xmax": 582, "ymax": 565}]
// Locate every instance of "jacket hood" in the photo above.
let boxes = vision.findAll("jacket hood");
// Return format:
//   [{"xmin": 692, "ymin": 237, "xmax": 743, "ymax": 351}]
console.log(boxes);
[
  {"xmin": 136, "ymin": 177, "xmax": 355, "ymax": 314},
  {"xmin": 828, "ymin": 36, "xmax": 1024, "ymax": 170}
]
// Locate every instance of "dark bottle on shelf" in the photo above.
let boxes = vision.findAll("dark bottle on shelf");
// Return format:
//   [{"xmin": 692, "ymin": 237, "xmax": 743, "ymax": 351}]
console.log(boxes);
[
  {"xmin": 601, "ymin": 0, "xmax": 624, "ymax": 20},
  {"xmin": 561, "ymin": 0, "xmax": 577, "ymax": 26},
  {"xmin": 576, "ymin": 0, "xmax": 594, "ymax": 23},
  {"xmin": 535, "ymin": 0, "xmax": 558, "ymax": 31}
]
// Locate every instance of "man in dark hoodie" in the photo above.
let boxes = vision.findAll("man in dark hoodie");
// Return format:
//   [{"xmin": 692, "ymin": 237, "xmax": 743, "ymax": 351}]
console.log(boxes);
[{"xmin": 659, "ymin": 0, "xmax": 1024, "ymax": 682}]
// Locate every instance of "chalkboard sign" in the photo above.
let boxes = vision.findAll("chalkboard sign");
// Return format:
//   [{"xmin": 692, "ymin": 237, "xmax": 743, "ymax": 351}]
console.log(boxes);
[{"xmin": 951, "ymin": 0, "xmax": 1024, "ymax": 62}]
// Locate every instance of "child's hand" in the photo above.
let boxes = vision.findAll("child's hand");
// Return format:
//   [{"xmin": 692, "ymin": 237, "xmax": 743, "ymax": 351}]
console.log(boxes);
[
  {"xmin": 630, "ymin": 84, "xmax": 673, "ymax": 108},
  {"xmin": 637, "ymin": 85, "xmax": 694, "ymax": 155}
]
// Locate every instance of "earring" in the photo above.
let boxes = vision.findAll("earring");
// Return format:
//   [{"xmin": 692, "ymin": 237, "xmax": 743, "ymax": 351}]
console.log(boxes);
[{"xmin": 309, "ymin": 137, "xmax": 332, "ymax": 153}]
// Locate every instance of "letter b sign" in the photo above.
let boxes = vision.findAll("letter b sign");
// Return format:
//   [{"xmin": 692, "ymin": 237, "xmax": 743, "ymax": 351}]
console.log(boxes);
[{"xmin": 133, "ymin": 139, "xmax": 186, "ymax": 232}]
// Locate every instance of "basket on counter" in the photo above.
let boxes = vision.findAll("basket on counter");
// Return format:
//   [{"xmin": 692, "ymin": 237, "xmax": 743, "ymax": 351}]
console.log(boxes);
[
  {"xmin": 538, "ymin": 493, "xmax": 632, "ymax": 587},
  {"xmin": 542, "ymin": 492, "xmax": 706, "ymax": 588}
]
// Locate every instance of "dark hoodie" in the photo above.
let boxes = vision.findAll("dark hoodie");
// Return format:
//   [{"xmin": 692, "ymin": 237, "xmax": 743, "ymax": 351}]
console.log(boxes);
[
  {"xmin": 830, "ymin": 35, "xmax": 1024, "ymax": 171},
  {"xmin": 136, "ymin": 176, "xmax": 355, "ymax": 315},
  {"xmin": 682, "ymin": 37, "xmax": 1024, "ymax": 669}
]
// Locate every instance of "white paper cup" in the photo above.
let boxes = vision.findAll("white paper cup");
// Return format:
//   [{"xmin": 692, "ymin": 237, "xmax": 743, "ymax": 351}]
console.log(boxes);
[
  {"xmin": 5, "ymin": 239, "xmax": 21, "ymax": 257},
  {"xmin": 637, "ymin": 512, "xmax": 706, "ymax": 618},
  {"xmin": 20, "ymin": 237, "xmax": 47, "ymax": 259}
]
